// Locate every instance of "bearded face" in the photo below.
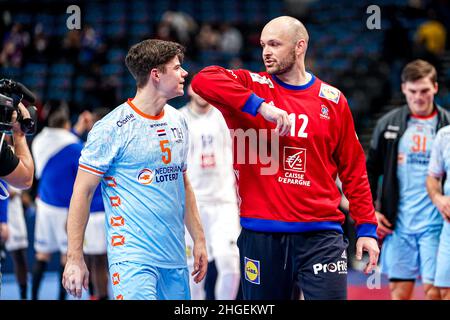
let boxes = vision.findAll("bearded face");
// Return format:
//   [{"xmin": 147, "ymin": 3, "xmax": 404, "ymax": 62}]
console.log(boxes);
[
  {"xmin": 260, "ymin": 25, "xmax": 299, "ymax": 76},
  {"xmin": 264, "ymin": 47, "xmax": 296, "ymax": 75}
]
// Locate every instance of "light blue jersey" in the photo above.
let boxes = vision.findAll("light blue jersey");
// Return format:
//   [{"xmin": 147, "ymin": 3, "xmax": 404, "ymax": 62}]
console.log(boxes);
[
  {"xmin": 396, "ymin": 112, "xmax": 442, "ymax": 233},
  {"xmin": 79, "ymin": 99, "xmax": 189, "ymax": 268},
  {"xmin": 428, "ymin": 125, "xmax": 450, "ymax": 287},
  {"xmin": 428, "ymin": 125, "xmax": 450, "ymax": 196}
]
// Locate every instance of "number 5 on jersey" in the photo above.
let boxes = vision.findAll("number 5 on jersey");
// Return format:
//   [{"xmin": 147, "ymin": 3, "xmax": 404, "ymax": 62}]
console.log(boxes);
[{"xmin": 160, "ymin": 140, "xmax": 172, "ymax": 164}]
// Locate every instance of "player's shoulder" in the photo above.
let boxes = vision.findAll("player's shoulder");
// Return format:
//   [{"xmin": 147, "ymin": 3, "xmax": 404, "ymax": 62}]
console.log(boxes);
[
  {"xmin": 165, "ymin": 104, "xmax": 185, "ymax": 119},
  {"xmin": 178, "ymin": 105, "xmax": 190, "ymax": 118},
  {"xmin": 165, "ymin": 104, "xmax": 189, "ymax": 125},
  {"xmin": 90, "ymin": 101, "xmax": 131, "ymax": 131},
  {"xmin": 376, "ymin": 105, "xmax": 407, "ymax": 128},
  {"xmin": 208, "ymin": 106, "xmax": 226, "ymax": 120}
]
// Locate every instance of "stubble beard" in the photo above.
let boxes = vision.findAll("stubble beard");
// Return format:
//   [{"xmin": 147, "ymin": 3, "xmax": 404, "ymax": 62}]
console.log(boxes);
[{"xmin": 266, "ymin": 49, "xmax": 296, "ymax": 75}]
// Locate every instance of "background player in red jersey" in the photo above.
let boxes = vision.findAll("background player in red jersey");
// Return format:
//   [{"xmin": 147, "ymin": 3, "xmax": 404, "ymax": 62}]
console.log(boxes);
[{"xmin": 192, "ymin": 16, "xmax": 379, "ymax": 300}]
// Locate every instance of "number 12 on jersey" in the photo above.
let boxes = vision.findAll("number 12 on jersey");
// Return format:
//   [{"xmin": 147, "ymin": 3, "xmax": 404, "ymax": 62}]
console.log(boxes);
[{"xmin": 288, "ymin": 113, "xmax": 308, "ymax": 138}]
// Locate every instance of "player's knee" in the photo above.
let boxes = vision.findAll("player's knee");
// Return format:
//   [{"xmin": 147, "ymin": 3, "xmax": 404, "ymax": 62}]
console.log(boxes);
[
  {"xmin": 440, "ymin": 289, "xmax": 450, "ymax": 300},
  {"xmin": 425, "ymin": 286, "xmax": 441, "ymax": 300},
  {"xmin": 390, "ymin": 283, "xmax": 414, "ymax": 300}
]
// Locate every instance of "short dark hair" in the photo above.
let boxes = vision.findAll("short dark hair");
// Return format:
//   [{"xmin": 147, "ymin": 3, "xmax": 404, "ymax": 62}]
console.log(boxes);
[
  {"xmin": 125, "ymin": 39, "xmax": 185, "ymax": 88},
  {"xmin": 401, "ymin": 59, "xmax": 437, "ymax": 83},
  {"xmin": 48, "ymin": 105, "xmax": 70, "ymax": 128}
]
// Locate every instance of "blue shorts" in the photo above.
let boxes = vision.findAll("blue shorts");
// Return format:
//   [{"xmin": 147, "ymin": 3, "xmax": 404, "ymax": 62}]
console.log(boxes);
[
  {"xmin": 380, "ymin": 228, "xmax": 441, "ymax": 284},
  {"xmin": 435, "ymin": 221, "xmax": 450, "ymax": 288},
  {"xmin": 109, "ymin": 261, "xmax": 191, "ymax": 300},
  {"xmin": 237, "ymin": 228, "xmax": 349, "ymax": 300}
]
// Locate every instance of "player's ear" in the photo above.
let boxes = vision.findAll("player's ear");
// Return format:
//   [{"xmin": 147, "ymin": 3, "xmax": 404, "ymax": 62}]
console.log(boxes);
[
  {"xmin": 150, "ymin": 68, "xmax": 160, "ymax": 82},
  {"xmin": 296, "ymin": 38, "xmax": 307, "ymax": 56},
  {"xmin": 401, "ymin": 82, "xmax": 406, "ymax": 95}
]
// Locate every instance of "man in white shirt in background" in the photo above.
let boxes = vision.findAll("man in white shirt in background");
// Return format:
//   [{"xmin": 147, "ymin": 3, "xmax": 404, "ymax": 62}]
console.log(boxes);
[{"xmin": 181, "ymin": 83, "xmax": 241, "ymax": 300}]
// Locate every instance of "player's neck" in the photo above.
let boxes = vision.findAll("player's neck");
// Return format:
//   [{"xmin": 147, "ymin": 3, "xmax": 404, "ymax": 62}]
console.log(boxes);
[
  {"xmin": 132, "ymin": 89, "xmax": 167, "ymax": 116},
  {"xmin": 275, "ymin": 64, "xmax": 310, "ymax": 86}
]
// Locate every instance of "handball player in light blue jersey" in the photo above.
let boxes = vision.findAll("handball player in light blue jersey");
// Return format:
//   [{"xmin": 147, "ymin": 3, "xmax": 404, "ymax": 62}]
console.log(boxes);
[
  {"xmin": 427, "ymin": 125, "xmax": 450, "ymax": 300},
  {"xmin": 62, "ymin": 39, "xmax": 207, "ymax": 300}
]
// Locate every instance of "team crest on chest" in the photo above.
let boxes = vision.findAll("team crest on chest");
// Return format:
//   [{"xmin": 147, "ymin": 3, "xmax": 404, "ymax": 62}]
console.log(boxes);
[{"xmin": 320, "ymin": 105, "xmax": 330, "ymax": 120}]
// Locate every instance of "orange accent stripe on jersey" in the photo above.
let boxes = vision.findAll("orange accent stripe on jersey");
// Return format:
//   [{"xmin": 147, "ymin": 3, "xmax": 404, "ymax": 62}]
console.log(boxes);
[
  {"xmin": 127, "ymin": 98, "xmax": 165, "ymax": 120},
  {"xmin": 112, "ymin": 272, "xmax": 120, "ymax": 285},
  {"xmin": 104, "ymin": 176, "xmax": 117, "ymax": 187},
  {"xmin": 110, "ymin": 216, "xmax": 125, "ymax": 227},
  {"xmin": 111, "ymin": 235, "xmax": 125, "ymax": 246},
  {"xmin": 109, "ymin": 196, "xmax": 121, "ymax": 207},
  {"xmin": 116, "ymin": 294, "xmax": 124, "ymax": 300},
  {"xmin": 79, "ymin": 164, "xmax": 104, "ymax": 175}
]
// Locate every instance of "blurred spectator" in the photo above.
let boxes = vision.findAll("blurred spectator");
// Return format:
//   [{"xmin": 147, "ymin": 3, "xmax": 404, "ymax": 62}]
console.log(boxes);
[
  {"xmin": 155, "ymin": 21, "xmax": 176, "ymax": 42},
  {"xmin": 383, "ymin": 16, "xmax": 412, "ymax": 65},
  {"xmin": 415, "ymin": 10, "xmax": 447, "ymax": 57},
  {"xmin": 161, "ymin": 11, "xmax": 198, "ymax": 46},
  {"xmin": 79, "ymin": 25, "xmax": 102, "ymax": 65},
  {"xmin": 218, "ymin": 23, "xmax": 243, "ymax": 55},
  {"xmin": 0, "ymin": 23, "xmax": 30, "ymax": 67},
  {"xmin": 196, "ymin": 24, "xmax": 220, "ymax": 51},
  {"xmin": 62, "ymin": 30, "xmax": 81, "ymax": 64},
  {"xmin": 30, "ymin": 23, "xmax": 49, "ymax": 63}
]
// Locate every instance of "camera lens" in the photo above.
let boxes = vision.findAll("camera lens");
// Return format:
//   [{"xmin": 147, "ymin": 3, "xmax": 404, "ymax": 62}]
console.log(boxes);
[{"xmin": 20, "ymin": 118, "xmax": 35, "ymax": 134}]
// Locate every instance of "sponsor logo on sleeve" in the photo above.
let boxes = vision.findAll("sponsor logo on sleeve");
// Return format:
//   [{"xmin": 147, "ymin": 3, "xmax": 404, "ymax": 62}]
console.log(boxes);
[
  {"xmin": 116, "ymin": 114, "xmax": 135, "ymax": 127},
  {"xmin": 319, "ymin": 83, "xmax": 340, "ymax": 103},
  {"xmin": 250, "ymin": 73, "xmax": 274, "ymax": 88}
]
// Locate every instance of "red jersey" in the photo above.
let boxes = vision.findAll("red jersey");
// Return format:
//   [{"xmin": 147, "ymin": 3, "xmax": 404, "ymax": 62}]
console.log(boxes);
[{"xmin": 192, "ymin": 66, "xmax": 377, "ymax": 238}]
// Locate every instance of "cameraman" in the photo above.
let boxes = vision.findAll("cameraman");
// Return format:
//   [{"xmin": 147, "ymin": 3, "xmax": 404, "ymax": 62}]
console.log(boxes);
[{"xmin": 0, "ymin": 102, "xmax": 34, "ymax": 189}]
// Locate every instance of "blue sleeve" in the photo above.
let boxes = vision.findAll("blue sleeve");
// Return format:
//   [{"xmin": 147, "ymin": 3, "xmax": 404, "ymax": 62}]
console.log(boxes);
[
  {"xmin": 356, "ymin": 223, "xmax": 378, "ymax": 240},
  {"xmin": 0, "ymin": 180, "xmax": 8, "ymax": 222},
  {"xmin": 0, "ymin": 200, "xmax": 7, "ymax": 222},
  {"xmin": 242, "ymin": 93, "xmax": 265, "ymax": 116}
]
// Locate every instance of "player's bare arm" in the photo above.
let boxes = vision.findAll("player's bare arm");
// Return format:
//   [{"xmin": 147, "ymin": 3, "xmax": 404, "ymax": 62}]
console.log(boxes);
[
  {"xmin": 63, "ymin": 169, "xmax": 101, "ymax": 298},
  {"xmin": 183, "ymin": 173, "xmax": 207, "ymax": 283},
  {"xmin": 257, "ymin": 102, "xmax": 291, "ymax": 136},
  {"xmin": 427, "ymin": 175, "xmax": 450, "ymax": 222},
  {"xmin": 375, "ymin": 211, "xmax": 393, "ymax": 239}
]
